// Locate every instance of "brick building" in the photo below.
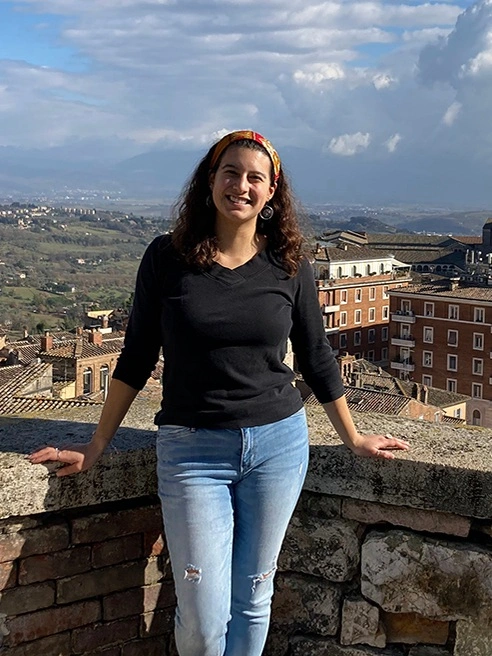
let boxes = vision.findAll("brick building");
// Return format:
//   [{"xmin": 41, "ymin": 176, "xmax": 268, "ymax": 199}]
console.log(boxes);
[
  {"xmin": 388, "ymin": 278, "xmax": 492, "ymax": 426},
  {"xmin": 39, "ymin": 330, "xmax": 124, "ymax": 400},
  {"xmin": 313, "ymin": 244, "xmax": 411, "ymax": 365}
]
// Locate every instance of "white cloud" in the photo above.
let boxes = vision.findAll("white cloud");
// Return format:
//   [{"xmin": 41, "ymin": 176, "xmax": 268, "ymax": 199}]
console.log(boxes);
[
  {"xmin": 328, "ymin": 132, "xmax": 371, "ymax": 156},
  {"xmin": 442, "ymin": 100, "xmax": 462, "ymax": 125},
  {"xmin": 385, "ymin": 133, "xmax": 402, "ymax": 152}
]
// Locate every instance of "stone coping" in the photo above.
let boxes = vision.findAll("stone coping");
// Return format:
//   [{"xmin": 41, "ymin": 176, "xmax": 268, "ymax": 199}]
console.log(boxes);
[{"xmin": 1, "ymin": 403, "xmax": 492, "ymax": 520}]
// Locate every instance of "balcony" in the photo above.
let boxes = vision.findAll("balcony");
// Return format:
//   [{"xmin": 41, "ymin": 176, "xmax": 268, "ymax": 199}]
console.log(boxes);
[
  {"xmin": 391, "ymin": 310, "xmax": 416, "ymax": 324},
  {"xmin": 323, "ymin": 304, "xmax": 340, "ymax": 313},
  {"xmin": 390, "ymin": 358, "xmax": 415, "ymax": 372},
  {"xmin": 325, "ymin": 326, "xmax": 340, "ymax": 335},
  {"xmin": 391, "ymin": 335, "xmax": 416, "ymax": 347}
]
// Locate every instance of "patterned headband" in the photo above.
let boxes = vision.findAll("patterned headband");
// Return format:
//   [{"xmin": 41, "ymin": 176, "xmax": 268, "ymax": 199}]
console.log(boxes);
[{"xmin": 209, "ymin": 130, "xmax": 281, "ymax": 182}]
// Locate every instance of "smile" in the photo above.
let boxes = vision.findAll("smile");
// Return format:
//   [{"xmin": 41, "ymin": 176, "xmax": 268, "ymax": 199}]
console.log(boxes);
[{"xmin": 227, "ymin": 195, "xmax": 250, "ymax": 205}]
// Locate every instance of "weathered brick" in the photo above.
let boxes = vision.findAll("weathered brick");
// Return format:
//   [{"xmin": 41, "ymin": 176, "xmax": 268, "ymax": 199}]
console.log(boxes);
[
  {"xmin": 0, "ymin": 582, "xmax": 55, "ymax": 616},
  {"xmin": 5, "ymin": 600, "xmax": 101, "ymax": 645},
  {"xmin": 0, "ymin": 525, "xmax": 69, "ymax": 563},
  {"xmin": 57, "ymin": 561, "xmax": 150, "ymax": 604},
  {"xmin": 71, "ymin": 617, "xmax": 139, "ymax": 654},
  {"xmin": 18, "ymin": 547, "xmax": 91, "ymax": 585},
  {"xmin": 103, "ymin": 582, "xmax": 176, "ymax": 621},
  {"xmin": 0, "ymin": 561, "xmax": 17, "ymax": 590},
  {"xmin": 72, "ymin": 506, "xmax": 162, "ymax": 544},
  {"xmin": 140, "ymin": 608, "xmax": 175, "ymax": 637},
  {"xmin": 0, "ymin": 632, "xmax": 71, "ymax": 656},
  {"xmin": 342, "ymin": 498, "xmax": 471, "ymax": 537},
  {"xmin": 91, "ymin": 534, "xmax": 142, "ymax": 568},
  {"xmin": 122, "ymin": 636, "xmax": 169, "ymax": 656}
]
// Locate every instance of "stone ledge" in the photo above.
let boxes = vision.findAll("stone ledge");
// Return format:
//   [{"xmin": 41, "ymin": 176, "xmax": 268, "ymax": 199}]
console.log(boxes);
[{"xmin": 1, "ymin": 404, "xmax": 492, "ymax": 520}]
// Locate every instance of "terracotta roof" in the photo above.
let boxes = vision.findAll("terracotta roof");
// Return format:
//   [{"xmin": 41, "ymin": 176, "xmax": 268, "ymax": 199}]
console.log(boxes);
[
  {"xmin": 0, "ymin": 396, "xmax": 99, "ymax": 416},
  {"xmin": 398, "ymin": 282, "xmax": 492, "ymax": 302},
  {"xmin": 304, "ymin": 387, "xmax": 411, "ymax": 416},
  {"xmin": 0, "ymin": 365, "xmax": 24, "ymax": 389},
  {"xmin": 398, "ymin": 381, "xmax": 470, "ymax": 407},
  {"xmin": 452, "ymin": 236, "xmax": 482, "ymax": 245},
  {"xmin": 41, "ymin": 337, "xmax": 124, "ymax": 360},
  {"xmin": 315, "ymin": 245, "xmax": 396, "ymax": 263},
  {"xmin": 0, "ymin": 362, "xmax": 52, "ymax": 398}
]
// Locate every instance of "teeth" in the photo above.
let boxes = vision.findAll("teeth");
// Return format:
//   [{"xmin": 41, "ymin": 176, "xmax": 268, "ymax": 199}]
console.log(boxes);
[{"xmin": 228, "ymin": 195, "xmax": 248, "ymax": 204}]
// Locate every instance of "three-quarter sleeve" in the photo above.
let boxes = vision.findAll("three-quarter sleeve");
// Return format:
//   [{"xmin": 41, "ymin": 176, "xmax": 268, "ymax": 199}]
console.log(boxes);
[
  {"xmin": 289, "ymin": 259, "xmax": 345, "ymax": 403},
  {"xmin": 112, "ymin": 236, "xmax": 164, "ymax": 390}
]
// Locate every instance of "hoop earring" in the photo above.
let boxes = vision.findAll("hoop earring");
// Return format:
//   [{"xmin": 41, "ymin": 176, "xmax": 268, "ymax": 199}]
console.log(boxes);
[{"xmin": 259, "ymin": 204, "xmax": 274, "ymax": 220}]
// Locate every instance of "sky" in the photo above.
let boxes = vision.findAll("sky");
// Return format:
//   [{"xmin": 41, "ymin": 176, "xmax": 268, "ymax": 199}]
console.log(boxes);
[{"xmin": 0, "ymin": 0, "xmax": 491, "ymax": 205}]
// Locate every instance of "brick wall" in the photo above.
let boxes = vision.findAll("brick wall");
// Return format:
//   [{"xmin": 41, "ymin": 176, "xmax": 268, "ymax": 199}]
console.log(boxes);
[{"xmin": 0, "ymin": 500, "xmax": 176, "ymax": 656}]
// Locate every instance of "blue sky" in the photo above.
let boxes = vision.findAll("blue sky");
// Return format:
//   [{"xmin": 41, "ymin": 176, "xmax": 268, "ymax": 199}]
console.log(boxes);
[{"xmin": 0, "ymin": 0, "xmax": 490, "ymax": 204}]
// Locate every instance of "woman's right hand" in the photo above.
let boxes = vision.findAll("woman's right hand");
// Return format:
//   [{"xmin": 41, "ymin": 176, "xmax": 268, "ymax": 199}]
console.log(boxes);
[{"xmin": 27, "ymin": 441, "xmax": 105, "ymax": 477}]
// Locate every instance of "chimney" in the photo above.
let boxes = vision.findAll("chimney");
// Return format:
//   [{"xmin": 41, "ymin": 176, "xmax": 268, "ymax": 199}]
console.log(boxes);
[
  {"xmin": 88, "ymin": 330, "xmax": 103, "ymax": 346},
  {"xmin": 412, "ymin": 382, "xmax": 421, "ymax": 402},
  {"xmin": 422, "ymin": 385, "xmax": 429, "ymax": 404},
  {"xmin": 448, "ymin": 277, "xmax": 460, "ymax": 291},
  {"xmin": 22, "ymin": 326, "xmax": 28, "ymax": 339},
  {"xmin": 102, "ymin": 315, "xmax": 109, "ymax": 329},
  {"xmin": 76, "ymin": 326, "xmax": 83, "ymax": 336},
  {"xmin": 40, "ymin": 330, "xmax": 53, "ymax": 352}
]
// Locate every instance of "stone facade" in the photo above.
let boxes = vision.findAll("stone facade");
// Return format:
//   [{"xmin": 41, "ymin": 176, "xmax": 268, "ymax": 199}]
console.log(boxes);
[{"xmin": 1, "ymin": 405, "xmax": 491, "ymax": 655}]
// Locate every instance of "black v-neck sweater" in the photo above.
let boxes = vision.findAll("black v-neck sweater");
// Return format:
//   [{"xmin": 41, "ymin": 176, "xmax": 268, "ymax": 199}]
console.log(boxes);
[{"xmin": 113, "ymin": 235, "xmax": 345, "ymax": 428}]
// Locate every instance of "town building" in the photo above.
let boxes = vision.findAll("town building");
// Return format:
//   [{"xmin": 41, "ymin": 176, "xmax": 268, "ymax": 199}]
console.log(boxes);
[
  {"xmin": 388, "ymin": 278, "xmax": 492, "ymax": 426},
  {"xmin": 313, "ymin": 243, "xmax": 411, "ymax": 365}
]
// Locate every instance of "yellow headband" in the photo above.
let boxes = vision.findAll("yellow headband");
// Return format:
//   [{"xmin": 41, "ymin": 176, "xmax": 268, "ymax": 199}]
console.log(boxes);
[{"xmin": 210, "ymin": 130, "xmax": 281, "ymax": 182}]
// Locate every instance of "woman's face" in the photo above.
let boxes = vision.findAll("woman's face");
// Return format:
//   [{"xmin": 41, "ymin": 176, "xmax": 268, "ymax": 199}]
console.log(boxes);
[{"xmin": 210, "ymin": 145, "xmax": 276, "ymax": 229}]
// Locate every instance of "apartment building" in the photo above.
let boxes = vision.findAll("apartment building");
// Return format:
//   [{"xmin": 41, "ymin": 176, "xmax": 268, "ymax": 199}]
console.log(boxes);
[
  {"xmin": 388, "ymin": 278, "xmax": 492, "ymax": 426},
  {"xmin": 313, "ymin": 244, "xmax": 411, "ymax": 365}
]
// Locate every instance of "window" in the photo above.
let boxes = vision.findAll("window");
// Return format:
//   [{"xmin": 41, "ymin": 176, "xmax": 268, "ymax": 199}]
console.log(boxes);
[
  {"xmin": 424, "ymin": 302, "xmax": 434, "ymax": 317},
  {"xmin": 369, "ymin": 307, "xmax": 375, "ymax": 322},
  {"xmin": 473, "ymin": 358, "xmax": 484, "ymax": 375},
  {"xmin": 381, "ymin": 327, "xmax": 388, "ymax": 341},
  {"xmin": 339, "ymin": 333, "xmax": 347, "ymax": 349},
  {"xmin": 447, "ymin": 330, "xmax": 458, "ymax": 346},
  {"xmin": 382, "ymin": 305, "xmax": 389, "ymax": 320},
  {"xmin": 381, "ymin": 347, "xmax": 388, "ymax": 361},
  {"xmin": 337, "ymin": 266, "xmax": 343, "ymax": 278},
  {"xmin": 368, "ymin": 328, "xmax": 375, "ymax": 343},
  {"xmin": 422, "ymin": 375, "xmax": 432, "ymax": 386},
  {"xmin": 369, "ymin": 287, "xmax": 376, "ymax": 301},
  {"xmin": 340, "ymin": 289, "xmax": 347, "ymax": 304},
  {"xmin": 83, "ymin": 368, "xmax": 93, "ymax": 395},
  {"xmin": 473, "ymin": 333, "xmax": 484, "ymax": 350},
  {"xmin": 472, "ymin": 409, "xmax": 482, "ymax": 426},
  {"xmin": 367, "ymin": 350, "xmax": 375, "ymax": 362},
  {"xmin": 340, "ymin": 311, "xmax": 347, "ymax": 327},
  {"xmin": 454, "ymin": 408, "xmax": 461, "ymax": 418},
  {"xmin": 447, "ymin": 379, "xmax": 457, "ymax": 393},
  {"xmin": 354, "ymin": 309, "xmax": 361, "ymax": 324},
  {"xmin": 474, "ymin": 307, "xmax": 485, "ymax": 323},
  {"xmin": 100, "ymin": 365, "xmax": 110, "ymax": 400},
  {"xmin": 472, "ymin": 383, "xmax": 483, "ymax": 399},
  {"xmin": 423, "ymin": 351, "xmax": 433, "ymax": 367},
  {"xmin": 354, "ymin": 331, "xmax": 361, "ymax": 346},
  {"xmin": 423, "ymin": 327, "xmax": 434, "ymax": 344},
  {"xmin": 355, "ymin": 288, "xmax": 362, "ymax": 302},
  {"xmin": 447, "ymin": 354, "xmax": 458, "ymax": 371},
  {"xmin": 448, "ymin": 305, "xmax": 459, "ymax": 320},
  {"xmin": 383, "ymin": 286, "xmax": 389, "ymax": 299}
]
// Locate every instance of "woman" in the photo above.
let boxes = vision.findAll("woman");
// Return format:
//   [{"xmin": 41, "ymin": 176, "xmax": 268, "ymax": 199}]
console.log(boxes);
[{"xmin": 29, "ymin": 130, "xmax": 409, "ymax": 656}]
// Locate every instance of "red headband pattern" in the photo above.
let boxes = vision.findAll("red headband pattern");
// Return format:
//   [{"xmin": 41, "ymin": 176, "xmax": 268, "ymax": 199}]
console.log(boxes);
[{"xmin": 210, "ymin": 130, "xmax": 281, "ymax": 182}]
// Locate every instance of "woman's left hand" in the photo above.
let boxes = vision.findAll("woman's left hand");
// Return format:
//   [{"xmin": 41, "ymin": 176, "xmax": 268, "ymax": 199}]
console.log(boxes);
[{"xmin": 349, "ymin": 433, "xmax": 410, "ymax": 460}]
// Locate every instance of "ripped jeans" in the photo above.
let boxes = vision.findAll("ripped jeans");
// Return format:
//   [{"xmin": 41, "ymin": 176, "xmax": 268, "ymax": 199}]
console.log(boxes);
[{"xmin": 156, "ymin": 408, "xmax": 309, "ymax": 656}]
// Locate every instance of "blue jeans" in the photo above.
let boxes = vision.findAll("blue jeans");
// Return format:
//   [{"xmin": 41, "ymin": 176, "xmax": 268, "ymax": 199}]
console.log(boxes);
[{"xmin": 156, "ymin": 408, "xmax": 309, "ymax": 656}]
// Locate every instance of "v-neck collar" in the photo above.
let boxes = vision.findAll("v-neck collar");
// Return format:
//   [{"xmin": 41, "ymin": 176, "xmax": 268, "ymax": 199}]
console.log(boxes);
[{"xmin": 205, "ymin": 249, "xmax": 270, "ymax": 285}]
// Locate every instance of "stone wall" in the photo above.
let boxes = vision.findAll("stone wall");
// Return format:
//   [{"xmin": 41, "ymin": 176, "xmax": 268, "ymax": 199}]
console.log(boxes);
[{"xmin": 0, "ymin": 406, "xmax": 491, "ymax": 655}]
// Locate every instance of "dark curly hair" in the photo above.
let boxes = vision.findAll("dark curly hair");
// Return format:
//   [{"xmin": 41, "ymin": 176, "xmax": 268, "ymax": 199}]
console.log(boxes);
[{"xmin": 171, "ymin": 138, "xmax": 305, "ymax": 276}]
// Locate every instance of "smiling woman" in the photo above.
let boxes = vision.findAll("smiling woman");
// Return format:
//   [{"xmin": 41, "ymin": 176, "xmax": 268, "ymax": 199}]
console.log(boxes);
[{"xmin": 28, "ymin": 130, "xmax": 409, "ymax": 656}]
